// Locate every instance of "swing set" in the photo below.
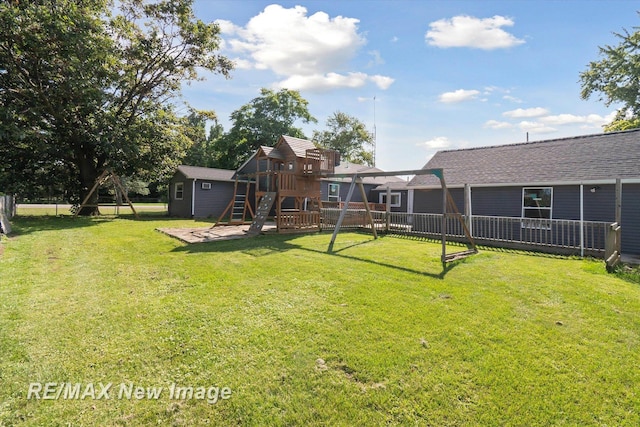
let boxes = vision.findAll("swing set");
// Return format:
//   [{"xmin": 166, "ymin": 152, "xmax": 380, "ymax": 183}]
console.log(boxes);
[{"xmin": 325, "ymin": 167, "xmax": 477, "ymax": 265}]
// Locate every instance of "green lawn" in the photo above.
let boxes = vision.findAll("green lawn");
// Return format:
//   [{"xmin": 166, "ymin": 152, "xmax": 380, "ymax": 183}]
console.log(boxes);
[{"xmin": 1, "ymin": 215, "xmax": 639, "ymax": 426}]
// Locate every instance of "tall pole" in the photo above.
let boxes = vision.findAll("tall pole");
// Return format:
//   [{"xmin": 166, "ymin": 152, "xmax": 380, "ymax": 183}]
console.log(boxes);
[{"xmin": 373, "ymin": 95, "xmax": 377, "ymax": 167}]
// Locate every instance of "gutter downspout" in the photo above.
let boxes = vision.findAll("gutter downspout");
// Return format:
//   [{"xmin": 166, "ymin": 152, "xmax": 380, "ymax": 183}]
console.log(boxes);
[{"xmin": 192, "ymin": 179, "xmax": 197, "ymax": 217}]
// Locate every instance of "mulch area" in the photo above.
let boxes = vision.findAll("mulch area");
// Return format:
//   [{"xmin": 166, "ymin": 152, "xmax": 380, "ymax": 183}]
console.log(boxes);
[{"xmin": 156, "ymin": 223, "xmax": 276, "ymax": 244}]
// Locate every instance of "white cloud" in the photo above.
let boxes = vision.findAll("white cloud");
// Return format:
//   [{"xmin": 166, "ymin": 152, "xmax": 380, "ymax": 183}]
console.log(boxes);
[
  {"xmin": 275, "ymin": 72, "xmax": 394, "ymax": 92},
  {"xmin": 417, "ymin": 136, "xmax": 451, "ymax": 149},
  {"xmin": 484, "ymin": 120, "xmax": 512, "ymax": 130},
  {"xmin": 426, "ymin": 15, "xmax": 525, "ymax": 50},
  {"xmin": 540, "ymin": 113, "xmax": 611, "ymax": 126},
  {"xmin": 503, "ymin": 107, "xmax": 549, "ymax": 118},
  {"xmin": 503, "ymin": 95, "xmax": 523, "ymax": 103},
  {"xmin": 217, "ymin": 5, "xmax": 393, "ymax": 92},
  {"xmin": 518, "ymin": 121, "xmax": 556, "ymax": 134},
  {"xmin": 367, "ymin": 50, "xmax": 385, "ymax": 67},
  {"xmin": 438, "ymin": 89, "xmax": 480, "ymax": 103},
  {"xmin": 369, "ymin": 75, "xmax": 395, "ymax": 90}
]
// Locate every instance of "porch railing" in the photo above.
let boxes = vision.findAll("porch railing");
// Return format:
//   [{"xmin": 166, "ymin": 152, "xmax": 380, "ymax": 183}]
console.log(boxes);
[{"xmin": 320, "ymin": 209, "xmax": 609, "ymax": 257}]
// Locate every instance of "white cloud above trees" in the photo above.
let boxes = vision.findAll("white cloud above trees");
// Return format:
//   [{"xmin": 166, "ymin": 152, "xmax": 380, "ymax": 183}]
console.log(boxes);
[
  {"xmin": 216, "ymin": 5, "xmax": 394, "ymax": 92},
  {"xmin": 426, "ymin": 15, "xmax": 525, "ymax": 50}
]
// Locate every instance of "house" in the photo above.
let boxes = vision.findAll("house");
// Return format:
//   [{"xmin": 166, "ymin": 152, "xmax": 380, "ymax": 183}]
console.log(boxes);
[
  {"xmin": 322, "ymin": 162, "xmax": 407, "ymax": 209},
  {"xmin": 168, "ymin": 165, "xmax": 249, "ymax": 218},
  {"xmin": 406, "ymin": 129, "xmax": 640, "ymax": 255}
]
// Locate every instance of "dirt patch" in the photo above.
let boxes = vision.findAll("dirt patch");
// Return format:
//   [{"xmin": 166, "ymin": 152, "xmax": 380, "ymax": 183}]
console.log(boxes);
[{"xmin": 156, "ymin": 223, "xmax": 276, "ymax": 244}]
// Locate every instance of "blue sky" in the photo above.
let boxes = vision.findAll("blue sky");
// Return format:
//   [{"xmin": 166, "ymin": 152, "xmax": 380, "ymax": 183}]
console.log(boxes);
[{"xmin": 181, "ymin": 1, "xmax": 640, "ymax": 171}]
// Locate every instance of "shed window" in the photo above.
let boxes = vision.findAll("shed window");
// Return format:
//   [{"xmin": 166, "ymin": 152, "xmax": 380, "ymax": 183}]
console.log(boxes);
[
  {"xmin": 522, "ymin": 187, "xmax": 552, "ymax": 227},
  {"xmin": 328, "ymin": 183, "xmax": 340, "ymax": 202},
  {"xmin": 379, "ymin": 192, "xmax": 401, "ymax": 208},
  {"xmin": 201, "ymin": 182, "xmax": 212, "ymax": 190},
  {"xmin": 174, "ymin": 182, "xmax": 184, "ymax": 200}
]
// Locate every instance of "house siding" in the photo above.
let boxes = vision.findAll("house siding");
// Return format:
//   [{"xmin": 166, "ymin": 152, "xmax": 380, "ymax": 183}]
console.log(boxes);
[
  {"xmin": 413, "ymin": 188, "xmax": 465, "ymax": 214},
  {"xmin": 470, "ymin": 187, "xmax": 521, "ymax": 217},
  {"xmin": 369, "ymin": 189, "xmax": 409, "ymax": 212},
  {"xmin": 321, "ymin": 181, "xmax": 375, "ymax": 203},
  {"xmin": 192, "ymin": 181, "xmax": 235, "ymax": 218},
  {"xmin": 622, "ymin": 183, "xmax": 640, "ymax": 254},
  {"xmin": 168, "ymin": 172, "xmax": 193, "ymax": 217}
]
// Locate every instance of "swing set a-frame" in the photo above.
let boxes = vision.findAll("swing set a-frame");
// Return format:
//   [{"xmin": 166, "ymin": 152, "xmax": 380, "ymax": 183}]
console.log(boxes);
[
  {"xmin": 74, "ymin": 169, "xmax": 139, "ymax": 218},
  {"xmin": 325, "ymin": 167, "xmax": 477, "ymax": 265}
]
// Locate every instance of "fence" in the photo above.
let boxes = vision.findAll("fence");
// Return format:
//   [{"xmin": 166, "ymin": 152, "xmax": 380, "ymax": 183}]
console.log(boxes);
[{"xmin": 320, "ymin": 208, "xmax": 609, "ymax": 257}]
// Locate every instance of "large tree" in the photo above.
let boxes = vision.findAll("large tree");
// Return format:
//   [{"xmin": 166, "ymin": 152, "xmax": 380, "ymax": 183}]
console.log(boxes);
[
  {"xmin": 580, "ymin": 22, "xmax": 640, "ymax": 131},
  {"xmin": 0, "ymin": 0, "xmax": 232, "ymax": 214},
  {"xmin": 214, "ymin": 88, "xmax": 317, "ymax": 169},
  {"xmin": 312, "ymin": 111, "xmax": 374, "ymax": 166}
]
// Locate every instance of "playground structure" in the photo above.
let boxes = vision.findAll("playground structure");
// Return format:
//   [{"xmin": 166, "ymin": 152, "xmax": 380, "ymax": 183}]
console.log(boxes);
[
  {"xmin": 74, "ymin": 169, "xmax": 138, "ymax": 218},
  {"xmin": 214, "ymin": 136, "xmax": 476, "ymax": 264},
  {"xmin": 214, "ymin": 136, "xmax": 339, "ymax": 234}
]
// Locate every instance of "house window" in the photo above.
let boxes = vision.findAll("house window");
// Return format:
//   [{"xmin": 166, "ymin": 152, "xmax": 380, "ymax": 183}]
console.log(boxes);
[
  {"xmin": 174, "ymin": 182, "xmax": 184, "ymax": 200},
  {"xmin": 328, "ymin": 183, "xmax": 340, "ymax": 202},
  {"xmin": 201, "ymin": 182, "xmax": 212, "ymax": 190},
  {"xmin": 379, "ymin": 192, "xmax": 401, "ymax": 208},
  {"xmin": 522, "ymin": 187, "xmax": 552, "ymax": 227}
]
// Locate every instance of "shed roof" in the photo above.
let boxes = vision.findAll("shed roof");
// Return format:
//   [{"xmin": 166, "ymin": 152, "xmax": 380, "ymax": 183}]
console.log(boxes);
[
  {"xmin": 410, "ymin": 129, "xmax": 640, "ymax": 187},
  {"xmin": 176, "ymin": 165, "xmax": 236, "ymax": 182}
]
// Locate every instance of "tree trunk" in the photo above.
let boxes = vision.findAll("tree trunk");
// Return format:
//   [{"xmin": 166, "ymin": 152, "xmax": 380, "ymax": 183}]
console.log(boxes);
[{"xmin": 76, "ymin": 151, "xmax": 101, "ymax": 216}]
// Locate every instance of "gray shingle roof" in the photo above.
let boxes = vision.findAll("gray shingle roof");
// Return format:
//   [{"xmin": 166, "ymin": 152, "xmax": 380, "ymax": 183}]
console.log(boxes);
[
  {"xmin": 177, "ymin": 165, "xmax": 236, "ymax": 182},
  {"xmin": 410, "ymin": 129, "xmax": 640, "ymax": 187}
]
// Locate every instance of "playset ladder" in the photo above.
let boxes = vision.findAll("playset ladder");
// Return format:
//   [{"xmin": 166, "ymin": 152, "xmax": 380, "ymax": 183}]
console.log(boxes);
[{"xmin": 247, "ymin": 192, "xmax": 276, "ymax": 235}]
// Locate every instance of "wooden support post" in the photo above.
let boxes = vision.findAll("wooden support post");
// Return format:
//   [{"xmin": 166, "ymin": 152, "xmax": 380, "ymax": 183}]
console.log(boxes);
[
  {"xmin": 111, "ymin": 174, "xmax": 138, "ymax": 218},
  {"xmin": 328, "ymin": 178, "xmax": 357, "ymax": 252},
  {"xmin": 357, "ymin": 178, "xmax": 377, "ymax": 239}
]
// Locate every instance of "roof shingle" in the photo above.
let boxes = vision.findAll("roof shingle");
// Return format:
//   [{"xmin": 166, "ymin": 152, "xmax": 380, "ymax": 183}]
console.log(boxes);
[{"xmin": 411, "ymin": 129, "xmax": 640, "ymax": 187}]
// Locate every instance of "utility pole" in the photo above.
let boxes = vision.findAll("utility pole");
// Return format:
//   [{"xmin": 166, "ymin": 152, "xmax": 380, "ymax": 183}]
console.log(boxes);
[{"xmin": 373, "ymin": 95, "xmax": 377, "ymax": 167}]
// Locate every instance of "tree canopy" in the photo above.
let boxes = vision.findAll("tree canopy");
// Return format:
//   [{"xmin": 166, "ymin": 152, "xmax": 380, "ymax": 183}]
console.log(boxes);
[
  {"xmin": 213, "ymin": 88, "xmax": 317, "ymax": 169},
  {"xmin": 580, "ymin": 21, "xmax": 640, "ymax": 131},
  {"xmin": 0, "ymin": 0, "xmax": 232, "ymax": 213},
  {"xmin": 312, "ymin": 112, "xmax": 374, "ymax": 166}
]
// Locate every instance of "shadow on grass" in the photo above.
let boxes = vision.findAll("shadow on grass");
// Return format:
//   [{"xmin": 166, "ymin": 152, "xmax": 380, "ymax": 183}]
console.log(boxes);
[
  {"xmin": 8, "ymin": 211, "xmax": 184, "ymax": 236},
  {"xmin": 170, "ymin": 231, "xmax": 460, "ymax": 279},
  {"xmin": 8, "ymin": 215, "xmax": 108, "ymax": 236}
]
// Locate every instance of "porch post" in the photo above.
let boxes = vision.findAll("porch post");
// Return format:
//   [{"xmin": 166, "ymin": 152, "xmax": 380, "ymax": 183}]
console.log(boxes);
[
  {"xmin": 385, "ymin": 186, "xmax": 391, "ymax": 232},
  {"xmin": 615, "ymin": 178, "xmax": 622, "ymax": 225},
  {"xmin": 580, "ymin": 184, "xmax": 584, "ymax": 257},
  {"xmin": 464, "ymin": 184, "xmax": 472, "ymax": 237}
]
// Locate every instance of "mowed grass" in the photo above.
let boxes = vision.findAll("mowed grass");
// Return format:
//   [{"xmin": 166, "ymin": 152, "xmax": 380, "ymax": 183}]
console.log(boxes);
[{"xmin": 1, "ymin": 215, "xmax": 639, "ymax": 426}]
